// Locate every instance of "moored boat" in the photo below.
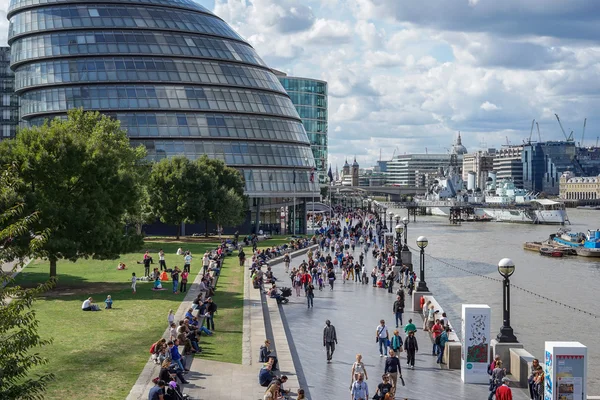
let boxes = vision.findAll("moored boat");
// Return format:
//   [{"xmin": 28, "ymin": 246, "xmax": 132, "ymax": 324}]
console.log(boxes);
[
  {"xmin": 523, "ymin": 241, "xmax": 544, "ymax": 252},
  {"xmin": 575, "ymin": 229, "xmax": 600, "ymax": 257}
]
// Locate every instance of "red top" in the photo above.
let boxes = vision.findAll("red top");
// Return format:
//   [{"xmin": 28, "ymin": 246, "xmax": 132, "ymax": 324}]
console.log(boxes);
[
  {"xmin": 420, "ymin": 297, "xmax": 425, "ymax": 308},
  {"xmin": 495, "ymin": 385, "xmax": 512, "ymax": 400},
  {"xmin": 432, "ymin": 323, "xmax": 443, "ymax": 338}
]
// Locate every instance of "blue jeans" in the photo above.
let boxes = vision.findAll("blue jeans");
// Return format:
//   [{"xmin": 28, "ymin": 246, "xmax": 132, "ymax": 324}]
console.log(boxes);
[
  {"xmin": 198, "ymin": 326, "xmax": 212, "ymax": 335},
  {"xmin": 173, "ymin": 358, "xmax": 185, "ymax": 371},
  {"xmin": 307, "ymin": 295, "xmax": 314, "ymax": 308},
  {"xmin": 173, "ymin": 280, "xmax": 178, "ymax": 293},
  {"xmin": 433, "ymin": 343, "xmax": 439, "ymax": 355},
  {"xmin": 395, "ymin": 311, "xmax": 403, "ymax": 327},
  {"xmin": 437, "ymin": 346, "xmax": 445, "ymax": 363},
  {"xmin": 378, "ymin": 338, "xmax": 388, "ymax": 355}
]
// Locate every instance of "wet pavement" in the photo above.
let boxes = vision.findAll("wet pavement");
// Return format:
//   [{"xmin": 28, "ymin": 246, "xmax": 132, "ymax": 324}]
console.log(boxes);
[{"xmin": 274, "ymin": 241, "xmax": 529, "ymax": 400}]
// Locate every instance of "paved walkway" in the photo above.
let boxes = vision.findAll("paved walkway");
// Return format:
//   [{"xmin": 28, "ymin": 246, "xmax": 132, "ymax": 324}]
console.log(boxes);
[{"xmin": 275, "ymin": 244, "xmax": 530, "ymax": 400}]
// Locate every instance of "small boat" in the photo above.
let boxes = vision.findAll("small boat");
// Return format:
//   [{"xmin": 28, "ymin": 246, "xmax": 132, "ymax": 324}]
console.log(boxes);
[
  {"xmin": 523, "ymin": 241, "xmax": 544, "ymax": 252},
  {"xmin": 575, "ymin": 248, "xmax": 600, "ymax": 257},
  {"xmin": 574, "ymin": 229, "xmax": 600, "ymax": 257},
  {"xmin": 540, "ymin": 247, "xmax": 564, "ymax": 257}
]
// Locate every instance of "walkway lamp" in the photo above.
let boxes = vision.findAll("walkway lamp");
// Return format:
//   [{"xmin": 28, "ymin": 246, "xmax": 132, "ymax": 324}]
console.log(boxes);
[
  {"xmin": 402, "ymin": 216, "xmax": 409, "ymax": 251},
  {"xmin": 395, "ymin": 224, "xmax": 403, "ymax": 266},
  {"xmin": 496, "ymin": 258, "xmax": 518, "ymax": 343},
  {"xmin": 388, "ymin": 211, "xmax": 393, "ymax": 231},
  {"xmin": 416, "ymin": 236, "xmax": 429, "ymax": 292}
]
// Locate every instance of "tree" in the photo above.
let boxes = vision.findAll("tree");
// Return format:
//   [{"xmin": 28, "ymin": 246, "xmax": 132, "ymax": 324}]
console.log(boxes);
[
  {"xmin": 148, "ymin": 156, "xmax": 209, "ymax": 239},
  {"xmin": 0, "ymin": 164, "xmax": 54, "ymax": 400},
  {"xmin": 196, "ymin": 156, "xmax": 246, "ymax": 236},
  {"xmin": 0, "ymin": 109, "xmax": 146, "ymax": 277},
  {"xmin": 122, "ymin": 163, "xmax": 155, "ymax": 235}
]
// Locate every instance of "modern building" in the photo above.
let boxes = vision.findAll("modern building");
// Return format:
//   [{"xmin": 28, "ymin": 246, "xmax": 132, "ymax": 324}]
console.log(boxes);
[
  {"xmin": 7, "ymin": 0, "xmax": 318, "ymax": 234},
  {"xmin": 522, "ymin": 141, "xmax": 578, "ymax": 195},
  {"xmin": 275, "ymin": 71, "xmax": 328, "ymax": 184},
  {"xmin": 0, "ymin": 47, "xmax": 18, "ymax": 140},
  {"xmin": 386, "ymin": 154, "xmax": 453, "ymax": 186},
  {"xmin": 493, "ymin": 145, "xmax": 524, "ymax": 188},
  {"xmin": 560, "ymin": 172, "xmax": 600, "ymax": 200},
  {"xmin": 462, "ymin": 149, "xmax": 496, "ymax": 190}
]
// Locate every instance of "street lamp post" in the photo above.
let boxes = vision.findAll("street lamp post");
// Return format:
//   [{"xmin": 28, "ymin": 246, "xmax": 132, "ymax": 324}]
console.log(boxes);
[
  {"xmin": 395, "ymin": 224, "xmax": 403, "ymax": 266},
  {"xmin": 383, "ymin": 208, "xmax": 387, "ymax": 229},
  {"xmin": 416, "ymin": 236, "xmax": 429, "ymax": 292},
  {"xmin": 496, "ymin": 258, "xmax": 518, "ymax": 343},
  {"xmin": 402, "ymin": 216, "xmax": 409, "ymax": 251},
  {"xmin": 388, "ymin": 211, "xmax": 393, "ymax": 232}
]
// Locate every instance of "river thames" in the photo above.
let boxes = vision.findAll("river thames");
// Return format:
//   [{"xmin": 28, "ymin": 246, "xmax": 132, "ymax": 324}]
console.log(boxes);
[{"xmin": 386, "ymin": 207, "xmax": 600, "ymax": 394}]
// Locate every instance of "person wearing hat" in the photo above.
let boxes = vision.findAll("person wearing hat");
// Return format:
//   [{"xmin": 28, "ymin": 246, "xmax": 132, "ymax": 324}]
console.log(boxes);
[{"xmin": 495, "ymin": 377, "xmax": 512, "ymax": 400}]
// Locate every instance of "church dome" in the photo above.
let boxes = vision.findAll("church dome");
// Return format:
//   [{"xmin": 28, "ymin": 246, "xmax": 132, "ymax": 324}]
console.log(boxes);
[{"xmin": 452, "ymin": 132, "xmax": 468, "ymax": 155}]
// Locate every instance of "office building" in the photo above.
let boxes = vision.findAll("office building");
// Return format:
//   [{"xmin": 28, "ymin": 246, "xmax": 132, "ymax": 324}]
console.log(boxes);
[
  {"xmin": 493, "ymin": 145, "xmax": 524, "ymax": 188},
  {"xmin": 0, "ymin": 47, "xmax": 18, "ymax": 140},
  {"xmin": 8, "ymin": 0, "xmax": 318, "ymax": 233},
  {"xmin": 275, "ymin": 71, "xmax": 328, "ymax": 184},
  {"xmin": 386, "ymin": 154, "xmax": 454, "ymax": 186},
  {"xmin": 522, "ymin": 141, "xmax": 577, "ymax": 195}
]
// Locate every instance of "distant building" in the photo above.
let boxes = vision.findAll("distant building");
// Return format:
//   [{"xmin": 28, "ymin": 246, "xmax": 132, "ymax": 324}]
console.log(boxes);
[
  {"xmin": 560, "ymin": 172, "xmax": 600, "ymax": 200},
  {"xmin": 275, "ymin": 71, "xmax": 328, "ymax": 184},
  {"xmin": 351, "ymin": 158, "xmax": 359, "ymax": 187},
  {"xmin": 386, "ymin": 154, "xmax": 453, "ymax": 186},
  {"xmin": 522, "ymin": 141, "xmax": 578, "ymax": 195},
  {"xmin": 493, "ymin": 145, "xmax": 524, "ymax": 188},
  {"xmin": 0, "ymin": 47, "xmax": 18, "ymax": 140},
  {"xmin": 462, "ymin": 149, "xmax": 496, "ymax": 190}
]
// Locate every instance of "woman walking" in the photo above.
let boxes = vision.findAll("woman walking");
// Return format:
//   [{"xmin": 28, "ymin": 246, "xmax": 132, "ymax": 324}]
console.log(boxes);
[
  {"xmin": 349, "ymin": 354, "xmax": 368, "ymax": 390},
  {"xmin": 488, "ymin": 360, "xmax": 506, "ymax": 400},
  {"xmin": 404, "ymin": 330, "xmax": 418, "ymax": 369},
  {"xmin": 327, "ymin": 268, "xmax": 336, "ymax": 291}
]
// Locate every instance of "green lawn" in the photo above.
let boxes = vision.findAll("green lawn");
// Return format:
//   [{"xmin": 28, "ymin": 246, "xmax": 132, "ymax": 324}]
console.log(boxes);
[{"xmin": 15, "ymin": 241, "xmax": 245, "ymax": 400}]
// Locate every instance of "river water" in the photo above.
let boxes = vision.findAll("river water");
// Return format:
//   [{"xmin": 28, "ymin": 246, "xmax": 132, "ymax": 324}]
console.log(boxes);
[{"xmin": 386, "ymin": 207, "xmax": 600, "ymax": 394}]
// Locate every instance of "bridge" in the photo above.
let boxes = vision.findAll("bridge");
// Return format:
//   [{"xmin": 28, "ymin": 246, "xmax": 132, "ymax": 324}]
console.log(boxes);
[{"xmin": 336, "ymin": 185, "xmax": 427, "ymax": 201}]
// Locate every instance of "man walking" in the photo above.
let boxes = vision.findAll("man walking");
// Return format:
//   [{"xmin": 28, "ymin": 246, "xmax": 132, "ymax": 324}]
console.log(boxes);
[
  {"xmin": 202, "ymin": 251, "xmax": 210, "ymax": 275},
  {"xmin": 385, "ymin": 349, "xmax": 402, "ymax": 397},
  {"xmin": 323, "ymin": 320, "xmax": 338, "ymax": 362},
  {"xmin": 350, "ymin": 373, "xmax": 369, "ymax": 400},
  {"xmin": 495, "ymin": 377, "xmax": 512, "ymax": 400},
  {"xmin": 376, "ymin": 319, "xmax": 389, "ymax": 357},
  {"xmin": 393, "ymin": 295, "xmax": 404, "ymax": 328},
  {"xmin": 404, "ymin": 330, "xmax": 418, "ymax": 369}
]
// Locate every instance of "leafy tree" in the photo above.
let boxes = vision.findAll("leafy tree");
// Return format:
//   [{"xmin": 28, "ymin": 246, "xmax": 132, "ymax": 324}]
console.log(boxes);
[
  {"xmin": 0, "ymin": 164, "xmax": 54, "ymax": 400},
  {"xmin": 0, "ymin": 109, "xmax": 146, "ymax": 277},
  {"xmin": 148, "ymin": 156, "xmax": 209, "ymax": 239},
  {"xmin": 122, "ymin": 163, "xmax": 155, "ymax": 235},
  {"xmin": 196, "ymin": 156, "xmax": 246, "ymax": 236}
]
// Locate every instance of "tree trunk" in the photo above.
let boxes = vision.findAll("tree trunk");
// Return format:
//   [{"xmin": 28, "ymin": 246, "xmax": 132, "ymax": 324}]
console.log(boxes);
[
  {"xmin": 49, "ymin": 257, "xmax": 57, "ymax": 278},
  {"xmin": 205, "ymin": 219, "xmax": 209, "ymax": 237},
  {"xmin": 176, "ymin": 223, "xmax": 181, "ymax": 240}
]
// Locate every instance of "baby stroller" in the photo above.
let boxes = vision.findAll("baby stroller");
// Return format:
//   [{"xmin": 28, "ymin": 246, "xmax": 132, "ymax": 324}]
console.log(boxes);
[{"xmin": 277, "ymin": 287, "xmax": 292, "ymax": 304}]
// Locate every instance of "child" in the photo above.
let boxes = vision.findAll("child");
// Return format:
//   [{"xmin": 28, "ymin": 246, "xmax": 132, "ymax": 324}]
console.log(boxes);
[
  {"xmin": 318, "ymin": 274, "xmax": 324, "ymax": 291},
  {"xmin": 131, "ymin": 272, "xmax": 137, "ymax": 294},
  {"xmin": 153, "ymin": 276, "xmax": 163, "ymax": 290},
  {"xmin": 168, "ymin": 309, "xmax": 175, "ymax": 327},
  {"xmin": 104, "ymin": 295, "xmax": 113, "ymax": 309}
]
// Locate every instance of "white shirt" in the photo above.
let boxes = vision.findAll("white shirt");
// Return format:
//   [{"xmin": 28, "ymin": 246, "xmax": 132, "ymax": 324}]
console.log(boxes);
[
  {"xmin": 185, "ymin": 255, "xmax": 192, "ymax": 264},
  {"xmin": 377, "ymin": 324, "xmax": 388, "ymax": 338},
  {"xmin": 159, "ymin": 251, "xmax": 165, "ymax": 261},
  {"xmin": 82, "ymin": 299, "xmax": 91, "ymax": 309}
]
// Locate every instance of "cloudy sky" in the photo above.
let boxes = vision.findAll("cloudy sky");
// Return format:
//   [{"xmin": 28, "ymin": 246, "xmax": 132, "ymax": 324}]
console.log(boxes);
[{"xmin": 2, "ymin": 0, "xmax": 600, "ymax": 170}]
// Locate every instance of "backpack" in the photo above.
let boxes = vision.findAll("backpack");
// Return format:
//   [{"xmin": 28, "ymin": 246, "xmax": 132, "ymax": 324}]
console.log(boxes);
[{"xmin": 149, "ymin": 343, "xmax": 157, "ymax": 354}]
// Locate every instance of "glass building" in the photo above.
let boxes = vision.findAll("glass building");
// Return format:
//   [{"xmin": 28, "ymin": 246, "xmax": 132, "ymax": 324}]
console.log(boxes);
[
  {"xmin": 0, "ymin": 47, "xmax": 19, "ymax": 140},
  {"xmin": 7, "ymin": 0, "xmax": 318, "ymax": 233},
  {"xmin": 275, "ymin": 71, "xmax": 328, "ymax": 184}
]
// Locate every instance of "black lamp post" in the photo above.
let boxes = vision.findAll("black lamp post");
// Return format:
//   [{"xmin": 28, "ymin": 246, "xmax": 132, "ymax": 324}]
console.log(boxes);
[
  {"xmin": 497, "ymin": 258, "xmax": 518, "ymax": 343},
  {"xmin": 402, "ymin": 216, "xmax": 409, "ymax": 251},
  {"xmin": 388, "ymin": 211, "xmax": 393, "ymax": 232},
  {"xmin": 395, "ymin": 224, "xmax": 403, "ymax": 266},
  {"xmin": 383, "ymin": 208, "xmax": 387, "ymax": 229},
  {"xmin": 416, "ymin": 236, "xmax": 429, "ymax": 292}
]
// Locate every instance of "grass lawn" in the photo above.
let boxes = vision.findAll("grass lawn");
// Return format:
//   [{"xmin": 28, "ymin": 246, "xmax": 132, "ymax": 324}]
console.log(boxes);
[{"xmin": 14, "ymin": 241, "xmax": 245, "ymax": 400}]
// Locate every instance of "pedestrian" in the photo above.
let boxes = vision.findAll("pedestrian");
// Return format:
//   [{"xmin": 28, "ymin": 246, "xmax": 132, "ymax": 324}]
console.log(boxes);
[
  {"xmin": 373, "ymin": 374, "xmax": 393, "ymax": 400},
  {"xmin": 376, "ymin": 319, "xmax": 390, "ymax": 357},
  {"xmin": 431, "ymin": 319, "xmax": 443, "ymax": 355},
  {"xmin": 390, "ymin": 330, "xmax": 403, "ymax": 357},
  {"xmin": 205, "ymin": 297, "xmax": 217, "ymax": 331},
  {"xmin": 495, "ymin": 377, "xmax": 512, "ymax": 400},
  {"xmin": 393, "ymin": 295, "xmax": 404, "ymax": 328},
  {"xmin": 327, "ymin": 268, "xmax": 336, "ymax": 291},
  {"xmin": 184, "ymin": 251, "xmax": 192, "ymax": 273},
  {"xmin": 404, "ymin": 330, "xmax": 418, "ymax": 369},
  {"xmin": 489, "ymin": 360, "xmax": 506, "ymax": 400},
  {"xmin": 307, "ymin": 282, "xmax": 315, "ymax": 309},
  {"xmin": 143, "ymin": 250, "xmax": 152, "ymax": 277},
  {"xmin": 168, "ymin": 309, "xmax": 175, "ymax": 327},
  {"xmin": 131, "ymin": 272, "xmax": 137, "ymax": 294},
  {"xmin": 323, "ymin": 319, "xmax": 338, "ymax": 362},
  {"xmin": 179, "ymin": 270, "xmax": 189, "ymax": 293},
  {"xmin": 284, "ymin": 253, "xmax": 291, "ymax": 273},
  {"xmin": 437, "ymin": 326, "xmax": 451, "ymax": 364},
  {"xmin": 171, "ymin": 267, "xmax": 179, "ymax": 294},
  {"xmin": 158, "ymin": 249, "xmax": 166, "ymax": 271},
  {"xmin": 350, "ymin": 354, "xmax": 368, "ymax": 390},
  {"xmin": 385, "ymin": 349, "xmax": 402, "ymax": 397},
  {"xmin": 350, "ymin": 373, "xmax": 369, "ymax": 400}
]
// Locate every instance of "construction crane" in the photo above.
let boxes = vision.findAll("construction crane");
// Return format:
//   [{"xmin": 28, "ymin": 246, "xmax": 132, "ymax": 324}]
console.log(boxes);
[
  {"xmin": 554, "ymin": 113, "xmax": 574, "ymax": 141},
  {"xmin": 536, "ymin": 121, "xmax": 542, "ymax": 142},
  {"xmin": 528, "ymin": 119, "xmax": 535, "ymax": 143},
  {"xmin": 506, "ymin": 136, "xmax": 510, "ymax": 145},
  {"xmin": 581, "ymin": 118, "xmax": 587, "ymax": 147}
]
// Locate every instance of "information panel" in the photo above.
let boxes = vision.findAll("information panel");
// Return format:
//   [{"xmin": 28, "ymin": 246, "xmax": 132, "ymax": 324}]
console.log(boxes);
[
  {"xmin": 461, "ymin": 304, "xmax": 491, "ymax": 384},
  {"xmin": 544, "ymin": 342, "xmax": 587, "ymax": 400}
]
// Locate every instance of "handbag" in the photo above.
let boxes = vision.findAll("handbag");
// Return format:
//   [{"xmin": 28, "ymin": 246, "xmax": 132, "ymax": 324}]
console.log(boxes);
[{"xmin": 386, "ymin": 338, "xmax": 391, "ymax": 347}]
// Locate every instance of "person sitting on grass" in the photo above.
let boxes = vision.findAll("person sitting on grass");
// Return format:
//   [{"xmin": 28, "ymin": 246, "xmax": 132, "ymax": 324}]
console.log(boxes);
[
  {"xmin": 117, "ymin": 262, "xmax": 127, "ymax": 270},
  {"xmin": 104, "ymin": 295, "xmax": 113, "ymax": 309},
  {"xmin": 153, "ymin": 276, "xmax": 163, "ymax": 290},
  {"xmin": 81, "ymin": 297, "xmax": 100, "ymax": 311}
]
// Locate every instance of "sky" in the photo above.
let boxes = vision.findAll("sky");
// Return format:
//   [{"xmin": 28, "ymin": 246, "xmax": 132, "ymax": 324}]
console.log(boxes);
[{"xmin": 3, "ymin": 0, "xmax": 600, "ymax": 170}]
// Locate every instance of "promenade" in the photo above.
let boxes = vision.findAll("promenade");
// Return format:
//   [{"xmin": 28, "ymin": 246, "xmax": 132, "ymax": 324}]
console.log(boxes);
[{"xmin": 275, "ymin": 245, "xmax": 530, "ymax": 400}]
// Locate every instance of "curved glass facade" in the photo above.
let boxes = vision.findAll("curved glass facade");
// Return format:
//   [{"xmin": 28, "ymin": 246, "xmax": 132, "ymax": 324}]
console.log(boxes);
[
  {"xmin": 8, "ymin": 0, "xmax": 318, "ymax": 198},
  {"xmin": 278, "ymin": 76, "xmax": 328, "ymax": 184}
]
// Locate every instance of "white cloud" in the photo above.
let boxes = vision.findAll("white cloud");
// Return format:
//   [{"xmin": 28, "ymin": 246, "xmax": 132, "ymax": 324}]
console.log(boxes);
[{"xmin": 480, "ymin": 101, "xmax": 501, "ymax": 111}]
